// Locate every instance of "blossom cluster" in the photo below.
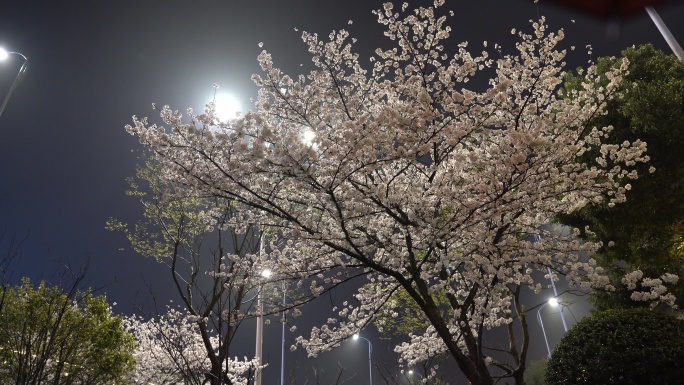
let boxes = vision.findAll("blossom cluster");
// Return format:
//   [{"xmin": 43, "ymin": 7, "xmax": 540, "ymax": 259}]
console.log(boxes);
[{"xmin": 125, "ymin": 306, "xmax": 259, "ymax": 385}]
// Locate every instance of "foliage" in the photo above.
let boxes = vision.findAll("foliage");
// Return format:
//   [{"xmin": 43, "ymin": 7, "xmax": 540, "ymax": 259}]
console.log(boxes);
[
  {"xmin": 523, "ymin": 359, "xmax": 548, "ymax": 385},
  {"xmin": 546, "ymin": 308, "xmax": 684, "ymax": 385},
  {"xmin": 0, "ymin": 230, "xmax": 25, "ymax": 316},
  {"xmin": 108, "ymin": 154, "xmax": 273, "ymax": 385},
  {"xmin": 125, "ymin": 2, "xmax": 656, "ymax": 384},
  {"xmin": 0, "ymin": 278, "xmax": 135, "ymax": 384},
  {"xmin": 375, "ymin": 286, "xmax": 452, "ymax": 343},
  {"xmin": 557, "ymin": 44, "xmax": 684, "ymax": 310}
]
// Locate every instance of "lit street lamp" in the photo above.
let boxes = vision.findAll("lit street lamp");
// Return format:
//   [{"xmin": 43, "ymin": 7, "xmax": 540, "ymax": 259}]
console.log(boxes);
[
  {"xmin": 407, "ymin": 369, "xmax": 424, "ymax": 384},
  {"xmin": 532, "ymin": 236, "xmax": 569, "ymax": 332},
  {"xmin": 0, "ymin": 47, "xmax": 28, "ymax": 118},
  {"xmin": 353, "ymin": 333, "xmax": 373, "ymax": 385},
  {"xmin": 536, "ymin": 297, "xmax": 568, "ymax": 358}
]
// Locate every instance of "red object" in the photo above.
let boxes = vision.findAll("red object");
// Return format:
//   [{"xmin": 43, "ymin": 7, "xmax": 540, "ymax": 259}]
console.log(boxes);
[{"xmin": 545, "ymin": 0, "xmax": 674, "ymax": 19}]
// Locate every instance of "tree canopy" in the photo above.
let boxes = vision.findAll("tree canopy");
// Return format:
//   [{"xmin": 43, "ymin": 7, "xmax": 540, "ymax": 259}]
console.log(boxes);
[
  {"xmin": 557, "ymin": 44, "xmax": 684, "ymax": 310},
  {"xmin": 124, "ymin": 2, "xmax": 659, "ymax": 384},
  {"xmin": 0, "ymin": 278, "xmax": 135, "ymax": 385},
  {"xmin": 546, "ymin": 308, "xmax": 684, "ymax": 385}
]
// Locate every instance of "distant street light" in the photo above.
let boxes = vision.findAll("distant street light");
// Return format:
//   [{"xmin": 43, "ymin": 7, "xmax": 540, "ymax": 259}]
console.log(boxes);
[
  {"xmin": 353, "ymin": 333, "xmax": 373, "ymax": 385},
  {"xmin": 0, "ymin": 47, "xmax": 28, "ymax": 118},
  {"xmin": 408, "ymin": 369, "xmax": 424, "ymax": 384},
  {"xmin": 536, "ymin": 297, "xmax": 567, "ymax": 358},
  {"xmin": 254, "ymin": 235, "xmax": 272, "ymax": 385}
]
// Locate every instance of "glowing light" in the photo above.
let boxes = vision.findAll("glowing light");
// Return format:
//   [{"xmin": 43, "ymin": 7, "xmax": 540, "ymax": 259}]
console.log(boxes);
[
  {"xmin": 261, "ymin": 269, "xmax": 272, "ymax": 278},
  {"xmin": 548, "ymin": 297, "xmax": 559, "ymax": 307},
  {"xmin": 214, "ymin": 93, "xmax": 241, "ymax": 122},
  {"xmin": 302, "ymin": 130, "xmax": 315, "ymax": 145},
  {"xmin": 0, "ymin": 48, "xmax": 8, "ymax": 60},
  {"xmin": 353, "ymin": 333, "xmax": 359, "ymax": 340}
]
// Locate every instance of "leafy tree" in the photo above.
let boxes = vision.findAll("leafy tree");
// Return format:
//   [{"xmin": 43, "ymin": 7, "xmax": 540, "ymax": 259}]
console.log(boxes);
[
  {"xmin": 557, "ymin": 44, "xmax": 684, "ymax": 310},
  {"xmin": 375, "ymin": 286, "xmax": 452, "ymax": 340},
  {"xmin": 0, "ymin": 229, "xmax": 25, "ymax": 316},
  {"xmin": 125, "ymin": 2, "xmax": 654, "ymax": 384},
  {"xmin": 0, "ymin": 278, "xmax": 135, "ymax": 384},
  {"xmin": 108, "ymin": 155, "xmax": 285, "ymax": 385},
  {"xmin": 546, "ymin": 308, "xmax": 684, "ymax": 385},
  {"xmin": 523, "ymin": 359, "xmax": 548, "ymax": 385}
]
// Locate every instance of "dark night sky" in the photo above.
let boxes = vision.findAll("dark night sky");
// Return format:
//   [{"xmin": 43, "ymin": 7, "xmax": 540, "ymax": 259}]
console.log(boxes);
[{"xmin": 1, "ymin": 0, "xmax": 683, "ymax": 383}]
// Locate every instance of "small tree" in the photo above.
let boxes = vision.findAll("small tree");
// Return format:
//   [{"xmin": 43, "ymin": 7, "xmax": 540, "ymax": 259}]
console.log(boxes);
[
  {"xmin": 546, "ymin": 308, "xmax": 684, "ymax": 385},
  {"xmin": 125, "ymin": 306, "xmax": 258, "ymax": 385},
  {"xmin": 108, "ymin": 154, "xmax": 278, "ymax": 385},
  {"xmin": 0, "ymin": 278, "xmax": 135, "ymax": 384}
]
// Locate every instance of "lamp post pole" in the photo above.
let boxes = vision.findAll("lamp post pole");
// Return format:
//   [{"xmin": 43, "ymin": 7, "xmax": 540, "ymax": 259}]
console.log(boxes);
[
  {"xmin": 537, "ymin": 302, "xmax": 553, "ymax": 359},
  {"xmin": 546, "ymin": 267, "xmax": 568, "ymax": 333},
  {"xmin": 255, "ymin": 235, "xmax": 271, "ymax": 385},
  {"xmin": 644, "ymin": 6, "xmax": 684, "ymax": 64},
  {"xmin": 353, "ymin": 334, "xmax": 373, "ymax": 385},
  {"xmin": 0, "ymin": 48, "xmax": 28, "ymax": 118}
]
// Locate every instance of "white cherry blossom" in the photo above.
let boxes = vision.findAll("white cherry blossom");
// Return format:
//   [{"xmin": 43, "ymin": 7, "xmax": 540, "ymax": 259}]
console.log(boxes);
[{"xmin": 125, "ymin": 2, "xmax": 656, "ymax": 384}]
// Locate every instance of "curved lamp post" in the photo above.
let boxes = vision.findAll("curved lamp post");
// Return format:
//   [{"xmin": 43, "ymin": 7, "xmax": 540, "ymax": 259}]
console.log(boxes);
[
  {"xmin": 546, "ymin": 267, "xmax": 569, "ymax": 332},
  {"xmin": 353, "ymin": 333, "xmax": 373, "ymax": 385},
  {"xmin": 0, "ymin": 48, "xmax": 28, "ymax": 118},
  {"xmin": 536, "ymin": 297, "xmax": 568, "ymax": 358}
]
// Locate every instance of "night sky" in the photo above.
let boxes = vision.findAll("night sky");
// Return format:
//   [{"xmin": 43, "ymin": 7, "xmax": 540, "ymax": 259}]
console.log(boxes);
[{"xmin": 1, "ymin": 0, "xmax": 683, "ymax": 383}]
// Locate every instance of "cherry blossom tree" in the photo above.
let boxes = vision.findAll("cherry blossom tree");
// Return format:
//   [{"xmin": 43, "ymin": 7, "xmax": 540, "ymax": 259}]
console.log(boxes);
[
  {"xmin": 108, "ymin": 156, "xmax": 272, "ymax": 385},
  {"xmin": 125, "ymin": 1, "xmax": 658, "ymax": 384},
  {"xmin": 124, "ymin": 306, "xmax": 258, "ymax": 385}
]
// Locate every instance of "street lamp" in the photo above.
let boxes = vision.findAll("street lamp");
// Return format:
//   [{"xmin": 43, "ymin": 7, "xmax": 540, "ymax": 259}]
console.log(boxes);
[
  {"xmin": 407, "ymin": 369, "xmax": 424, "ymax": 384},
  {"xmin": 279, "ymin": 281, "xmax": 287, "ymax": 385},
  {"xmin": 0, "ymin": 47, "xmax": 28, "ymax": 118},
  {"xmin": 532, "ymin": 236, "xmax": 569, "ymax": 332},
  {"xmin": 353, "ymin": 333, "xmax": 373, "ymax": 385},
  {"xmin": 536, "ymin": 297, "xmax": 567, "ymax": 358},
  {"xmin": 545, "ymin": 267, "xmax": 569, "ymax": 332}
]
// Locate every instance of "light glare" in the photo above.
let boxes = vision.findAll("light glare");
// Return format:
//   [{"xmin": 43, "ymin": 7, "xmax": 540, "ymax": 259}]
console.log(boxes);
[
  {"xmin": 214, "ymin": 93, "xmax": 241, "ymax": 122},
  {"xmin": 302, "ymin": 130, "xmax": 315, "ymax": 144}
]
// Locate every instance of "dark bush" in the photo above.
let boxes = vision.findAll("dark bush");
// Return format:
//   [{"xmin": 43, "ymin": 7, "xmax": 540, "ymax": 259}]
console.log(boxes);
[{"xmin": 546, "ymin": 308, "xmax": 684, "ymax": 385}]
